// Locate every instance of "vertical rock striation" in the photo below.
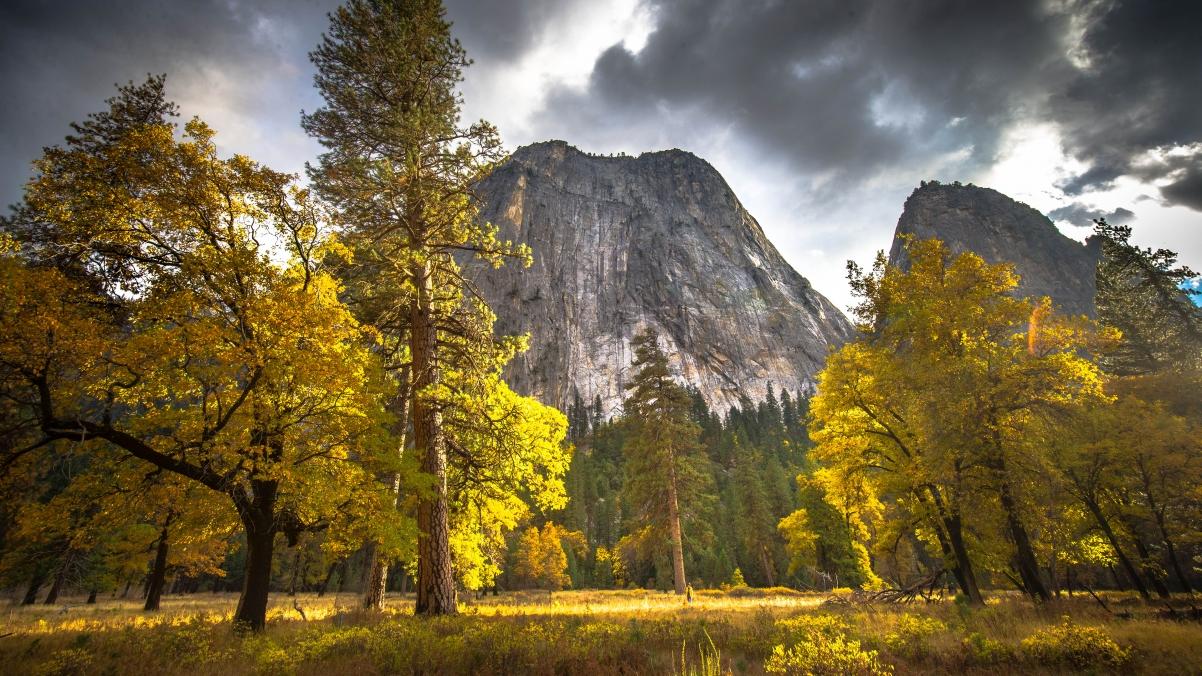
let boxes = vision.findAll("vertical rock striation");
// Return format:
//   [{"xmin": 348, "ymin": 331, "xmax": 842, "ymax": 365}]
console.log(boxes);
[{"xmin": 470, "ymin": 140, "xmax": 855, "ymax": 416}]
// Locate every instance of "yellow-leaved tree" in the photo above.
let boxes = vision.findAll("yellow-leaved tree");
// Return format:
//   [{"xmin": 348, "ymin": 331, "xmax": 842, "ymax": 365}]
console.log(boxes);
[
  {"xmin": 0, "ymin": 77, "xmax": 398, "ymax": 630},
  {"xmin": 805, "ymin": 237, "xmax": 1104, "ymax": 603}
]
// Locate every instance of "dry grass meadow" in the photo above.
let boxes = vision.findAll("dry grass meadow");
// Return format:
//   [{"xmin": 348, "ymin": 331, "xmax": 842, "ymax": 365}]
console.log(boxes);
[{"xmin": 2, "ymin": 588, "xmax": 1201, "ymax": 674}]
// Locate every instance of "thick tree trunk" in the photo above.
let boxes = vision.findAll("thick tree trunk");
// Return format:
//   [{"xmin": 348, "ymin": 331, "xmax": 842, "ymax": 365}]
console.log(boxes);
[
  {"xmin": 22, "ymin": 570, "xmax": 46, "ymax": 605},
  {"xmin": 1126, "ymin": 528, "xmax": 1171, "ymax": 599},
  {"xmin": 943, "ymin": 513, "xmax": 985, "ymax": 604},
  {"xmin": 318, "ymin": 561, "xmax": 339, "ymax": 597},
  {"xmin": 997, "ymin": 477, "xmax": 1050, "ymax": 601},
  {"xmin": 665, "ymin": 459, "xmax": 687, "ymax": 595},
  {"xmin": 412, "ymin": 262, "xmax": 456, "ymax": 616},
  {"xmin": 1082, "ymin": 493, "xmax": 1150, "ymax": 599},
  {"xmin": 362, "ymin": 542, "xmax": 390, "ymax": 610},
  {"xmin": 43, "ymin": 548, "xmax": 75, "ymax": 605},
  {"xmin": 923, "ymin": 486, "xmax": 984, "ymax": 604},
  {"xmin": 144, "ymin": 517, "xmax": 172, "ymax": 611},
  {"xmin": 233, "ymin": 481, "xmax": 279, "ymax": 632}
]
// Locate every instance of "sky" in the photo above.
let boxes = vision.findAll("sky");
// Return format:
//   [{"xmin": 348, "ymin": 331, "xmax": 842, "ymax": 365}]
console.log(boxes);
[{"xmin": 1, "ymin": 0, "xmax": 1199, "ymax": 312}]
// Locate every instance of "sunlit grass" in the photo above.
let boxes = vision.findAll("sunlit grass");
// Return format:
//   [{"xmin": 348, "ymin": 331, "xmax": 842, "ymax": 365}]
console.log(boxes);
[{"xmin": 2, "ymin": 589, "xmax": 1200, "ymax": 674}]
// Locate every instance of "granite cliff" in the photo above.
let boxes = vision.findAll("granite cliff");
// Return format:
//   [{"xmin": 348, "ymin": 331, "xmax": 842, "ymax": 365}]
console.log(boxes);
[
  {"xmin": 470, "ymin": 140, "xmax": 855, "ymax": 416},
  {"xmin": 889, "ymin": 182, "xmax": 1101, "ymax": 316}
]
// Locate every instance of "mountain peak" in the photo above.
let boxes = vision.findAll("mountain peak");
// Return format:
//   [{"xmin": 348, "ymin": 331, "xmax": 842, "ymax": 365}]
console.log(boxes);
[
  {"xmin": 890, "ymin": 181, "xmax": 1100, "ymax": 316},
  {"xmin": 472, "ymin": 141, "xmax": 855, "ymax": 415}
]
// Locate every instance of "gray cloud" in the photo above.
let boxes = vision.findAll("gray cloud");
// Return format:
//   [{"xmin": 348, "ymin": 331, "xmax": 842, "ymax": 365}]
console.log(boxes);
[
  {"xmin": 1047, "ymin": 204, "xmax": 1134, "ymax": 228},
  {"xmin": 0, "ymin": 0, "xmax": 574, "ymax": 208},
  {"xmin": 532, "ymin": 0, "xmax": 1202, "ymax": 212},
  {"xmin": 1049, "ymin": 0, "xmax": 1202, "ymax": 208},
  {"xmin": 534, "ymin": 0, "xmax": 1072, "ymax": 194},
  {"xmin": 3, "ymin": 0, "xmax": 1201, "ymax": 221},
  {"xmin": 0, "ymin": 0, "xmax": 337, "ymax": 208}
]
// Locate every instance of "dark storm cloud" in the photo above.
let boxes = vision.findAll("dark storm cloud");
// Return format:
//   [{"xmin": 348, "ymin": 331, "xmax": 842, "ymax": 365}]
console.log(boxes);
[
  {"xmin": 1047, "ymin": 204, "xmax": 1134, "ymax": 228},
  {"xmin": 442, "ymin": 0, "xmax": 576, "ymax": 62},
  {"xmin": 535, "ymin": 0, "xmax": 1202, "ymax": 211},
  {"xmin": 0, "ymin": 0, "xmax": 573, "ymax": 209},
  {"xmin": 536, "ymin": 0, "xmax": 1071, "ymax": 191},
  {"xmin": 0, "ymin": 0, "xmax": 336, "ymax": 208},
  {"xmin": 1050, "ymin": 0, "xmax": 1202, "ymax": 209}
]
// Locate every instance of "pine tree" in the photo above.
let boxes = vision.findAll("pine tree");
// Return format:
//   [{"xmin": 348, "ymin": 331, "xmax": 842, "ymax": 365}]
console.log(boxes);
[
  {"xmin": 621, "ymin": 329, "xmax": 711, "ymax": 595},
  {"xmin": 303, "ymin": 0, "xmax": 530, "ymax": 615}
]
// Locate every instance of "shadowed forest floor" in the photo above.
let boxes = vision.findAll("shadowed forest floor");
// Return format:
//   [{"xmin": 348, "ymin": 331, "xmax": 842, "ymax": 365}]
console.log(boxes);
[{"xmin": 1, "ymin": 589, "xmax": 1201, "ymax": 674}]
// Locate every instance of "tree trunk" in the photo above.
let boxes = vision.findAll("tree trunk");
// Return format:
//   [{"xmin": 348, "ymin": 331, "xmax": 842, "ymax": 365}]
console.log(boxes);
[
  {"xmin": 665, "ymin": 458, "xmax": 687, "ymax": 595},
  {"xmin": 288, "ymin": 547, "xmax": 303, "ymax": 596},
  {"xmin": 412, "ymin": 262, "xmax": 456, "ymax": 616},
  {"xmin": 923, "ymin": 486, "xmax": 984, "ymax": 605},
  {"xmin": 1082, "ymin": 493, "xmax": 1150, "ymax": 599},
  {"xmin": 144, "ymin": 517, "xmax": 172, "ymax": 611},
  {"xmin": 943, "ymin": 513, "xmax": 985, "ymax": 604},
  {"xmin": 233, "ymin": 481, "xmax": 279, "ymax": 632},
  {"xmin": 43, "ymin": 548, "xmax": 75, "ymax": 605},
  {"xmin": 22, "ymin": 570, "xmax": 46, "ymax": 605},
  {"xmin": 1146, "ymin": 499, "xmax": 1193, "ymax": 595},
  {"xmin": 318, "ymin": 561, "xmax": 339, "ymax": 597},
  {"xmin": 997, "ymin": 478, "xmax": 1049, "ymax": 601},
  {"xmin": 86, "ymin": 589, "xmax": 98, "ymax": 604},
  {"xmin": 362, "ymin": 541, "xmax": 390, "ymax": 610},
  {"xmin": 363, "ymin": 379, "xmax": 409, "ymax": 612},
  {"xmin": 1126, "ymin": 528, "xmax": 1171, "ymax": 599},
  {"xmin": 758, "ymin": 545, "xmax": 776, "ymax": 587},
  {"xmin": 990, "ymin": 448, "xmax": 1049, "ymax": 602}
]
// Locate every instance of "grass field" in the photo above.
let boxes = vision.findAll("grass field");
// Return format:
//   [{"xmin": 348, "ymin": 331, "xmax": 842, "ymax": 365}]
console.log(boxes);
[{"xmin": 2, "ymin": 588, "xmax": 1200, "ymax": 674}]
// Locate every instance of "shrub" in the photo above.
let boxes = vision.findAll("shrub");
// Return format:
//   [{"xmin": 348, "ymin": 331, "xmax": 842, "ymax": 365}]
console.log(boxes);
[
  {"xmin": 34, "ymin": 649, "xmax": 93, "ymax": 676},
  {"xmin": 765, "ymin": 635, "xmax": 892, "ymax": 675},
  {"xmin": 961, "ymin": 631, "xmax": 1010, "ymax": 665},
  {"xmin": 884, "ymin": 613, "xmax": 946, "ymax": 658},
  {"xmin": 775, "ymin": 613, "xmax": 851, "ymax": 642},
  {"xmin": 1020, "ymin": 617, "xmax": 1129, "ymax": 670}
]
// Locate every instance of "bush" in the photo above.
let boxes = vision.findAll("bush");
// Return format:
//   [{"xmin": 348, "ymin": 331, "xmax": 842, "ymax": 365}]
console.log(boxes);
[
  {"xmin": 961, "ymin": 631, "xmax": 1010, "ymax": 665},
  {"xmin": 1020, "ymin": 617, "xmax": 1129, "ymax": 670},
  {"xmin": 775, "ymin": 614, "xmax": 850, "ymax": 642},
  {"xmin": 883, "ymin": 613, "xmax": 946, "ymax": 658},
  {"xmin": 33, "ymin": 649, "xmax": 93, "ymax": 676},
  {"xmin": 765, "ymin": 635, "xmax": 892, "ymax": 675}
]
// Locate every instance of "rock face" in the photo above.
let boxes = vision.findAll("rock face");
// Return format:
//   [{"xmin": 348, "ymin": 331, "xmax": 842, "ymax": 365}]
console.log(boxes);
[
  {"xmin": 470, "ymin": 140, "xmax": 855, "ymax": 416},
  {"xmin": 889, "ymin": 182, "xmax": 1100, "ymax": 316}
]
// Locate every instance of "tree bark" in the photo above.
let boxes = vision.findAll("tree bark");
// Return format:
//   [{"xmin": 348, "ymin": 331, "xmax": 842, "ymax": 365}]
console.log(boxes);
[
  {"xmin": 362, "ymin": 541, "xmax": 390, "ymax": 610},
  {"xmin": 1081, "ymin": 492, "xmax": 1150, "ymax": 599},
  {"xmin": 317, "ymin": 561, "xmax": 339, "ymax": 597},
  {"xmin": 1125, "ymin": 526, "xmax": 1171, "ymax": 599},
  {"xmin": 288, "ymin": 547, "xmax": 303, "ymax": 596},
  {"xmin": 364, "ymin": 375, "xmax": 410, "ymax": 611},
  {"xmin": 43, "ymin": 548, "xmax": 75, "ymax": 605},
  {"xmin": 758, "ymin": 545, "xmax": 776, "ymax": 587},
  {"xmin": 145, "ymin": 514, "xmax": 173, "ymax": 611},
  {"xmin": 232, "ymin": 480, "xmax": 279, "ymax": 631},
  {"xmin": 986, "ymin": 438, "xmax": 1049, "ymax": 602},
  {"xmin": 922, "ymin": 486, "xmax": 984, "ymax": 604},
  {"xmin": 412, "ymin": 261, "xmax": 456, "ymax": 615},
  {"xmin": 22, "ymin": 570, "xmax": 46, "ymax": 605},
  {"xmin": 997, "ymin": 476, "xmax": 1050, "ymax": 601},
  {"xmin": 665, "ymin": 457, "xmax": 687, "ymax": 595}
]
